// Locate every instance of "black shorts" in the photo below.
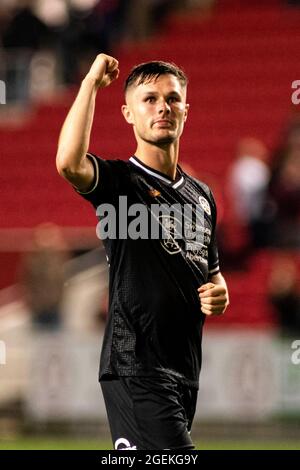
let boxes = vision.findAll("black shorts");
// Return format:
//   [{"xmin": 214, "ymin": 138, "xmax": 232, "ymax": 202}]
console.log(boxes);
[{"xmin": 100, "ymin": 375, "xmax": 198, "ymax": 450}]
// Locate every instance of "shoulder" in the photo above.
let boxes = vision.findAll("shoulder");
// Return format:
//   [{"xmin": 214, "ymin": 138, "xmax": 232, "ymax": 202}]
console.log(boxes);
[
  {"xmin": 184, "ymin": 171, "xmax": 215, "ymax": 202},
  {"xmin": 89, "ymin": 153, "xmax": 130, "ymax": 172},
  {"xmin": 183, "ymin": 171, "xmax": 218, "ymax": 222},
  {"xmin": 75, "ymin": 154, "xmax": 132, "ymax": 204},
  {"xmin": 88, "ymin": 153, "xmax": 132, "ymax": 187}
]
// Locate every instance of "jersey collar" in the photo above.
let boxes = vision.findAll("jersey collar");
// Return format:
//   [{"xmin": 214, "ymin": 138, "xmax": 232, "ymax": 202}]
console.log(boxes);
[{"xmin": 129, "ymin": 156, "xmax": 185, "ymax": 189}]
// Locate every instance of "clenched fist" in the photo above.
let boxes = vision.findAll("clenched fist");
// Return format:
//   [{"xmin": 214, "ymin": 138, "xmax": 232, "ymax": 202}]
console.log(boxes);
[
  {"xmin": 86, "ymin": 53, "xmax": 119, "ymax": 88},
  {"xmin": 198, "ymin": 282, "xmax": 229, "ymax": 316}
]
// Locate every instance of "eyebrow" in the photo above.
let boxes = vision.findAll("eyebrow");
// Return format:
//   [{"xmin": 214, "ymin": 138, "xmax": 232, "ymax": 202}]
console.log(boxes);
[{"xmin": 142, "ymin": 91, "xmax": 182, "ymax": 98}]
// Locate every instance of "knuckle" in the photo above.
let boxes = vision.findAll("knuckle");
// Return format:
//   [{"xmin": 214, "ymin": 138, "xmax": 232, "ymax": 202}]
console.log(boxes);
[{"xmin": 206, "ymin": 304, "xmax": 213, "ymax": 311}]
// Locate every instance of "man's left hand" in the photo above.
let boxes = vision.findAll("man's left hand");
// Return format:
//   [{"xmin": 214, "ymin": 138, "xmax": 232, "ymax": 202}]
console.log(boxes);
[{"xmin": 198, "ymin": 282, "xmax": 229, "ymax": 316}]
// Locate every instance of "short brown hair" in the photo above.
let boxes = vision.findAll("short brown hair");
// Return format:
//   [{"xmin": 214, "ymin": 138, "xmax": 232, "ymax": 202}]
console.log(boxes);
[{"xmin": 124, "ymin": 61, "xmax": 188, "ymax": 93}]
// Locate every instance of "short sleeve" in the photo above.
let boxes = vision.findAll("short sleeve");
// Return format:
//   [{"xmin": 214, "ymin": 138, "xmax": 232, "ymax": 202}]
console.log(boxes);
[
  {"xmin": 75, "ymin": 153, "xmax": 126, "ymax": 207},
  {"xmin": 207, "ymin": 190, "xmax": 220, "ymax": 276},
  {"xmin": 208, "ymin": 230, "xmax": 220, "ymax": 276}
]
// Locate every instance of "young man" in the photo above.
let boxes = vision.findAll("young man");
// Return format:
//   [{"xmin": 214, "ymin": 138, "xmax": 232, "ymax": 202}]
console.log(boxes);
[{"xmin": 56, "ymin": 54, "xmax": 229, "ymax": 450}]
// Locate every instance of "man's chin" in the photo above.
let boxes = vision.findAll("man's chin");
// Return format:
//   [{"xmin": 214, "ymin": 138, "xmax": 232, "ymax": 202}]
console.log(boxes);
[
  {"xmin": 155, "ymin": 136, "xmax": 175, "ymax": 145},
  {"xmin": 151, "ymin": 132, "xmax": 176, "ymax": 145},
  {"xmin": 142, "ymin": 130, "xmax": 177, "ymax": 146}
]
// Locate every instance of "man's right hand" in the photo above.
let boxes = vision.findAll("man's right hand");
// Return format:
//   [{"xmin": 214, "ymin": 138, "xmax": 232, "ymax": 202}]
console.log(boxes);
[{"xmin": 86, "ymin": 54, "xmax": 119, "ymax": 89}]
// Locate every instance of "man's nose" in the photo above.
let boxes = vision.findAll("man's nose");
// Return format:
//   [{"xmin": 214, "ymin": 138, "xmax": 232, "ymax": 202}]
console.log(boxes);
[{"xmin": 158, "ymin": 99, "xmax": 171, "ymax": 114}]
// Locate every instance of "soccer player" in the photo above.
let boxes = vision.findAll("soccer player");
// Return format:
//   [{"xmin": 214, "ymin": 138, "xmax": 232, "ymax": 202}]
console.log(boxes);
[{"xmin": 56, "ymin": 54, "xmax": 229, "ymax": 450}]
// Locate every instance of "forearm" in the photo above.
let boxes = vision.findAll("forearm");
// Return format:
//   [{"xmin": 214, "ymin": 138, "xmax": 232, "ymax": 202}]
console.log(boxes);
[
  {"xmin": 56, "ymin": 75, "xmax": 98, "ymax": 175},
  {"xmin": 209, "ymin": 272, "xmax": 227, "ymax": 288},
  {"xmin": 56, "ymin": 54, "xmax": 119, "ymax": 190}
]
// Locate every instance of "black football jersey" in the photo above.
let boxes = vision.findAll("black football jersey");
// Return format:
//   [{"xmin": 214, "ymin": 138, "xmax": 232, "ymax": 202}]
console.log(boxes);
[{"xmin": 76, "ymin": 154, "xmax": 220, "ymax": 387}]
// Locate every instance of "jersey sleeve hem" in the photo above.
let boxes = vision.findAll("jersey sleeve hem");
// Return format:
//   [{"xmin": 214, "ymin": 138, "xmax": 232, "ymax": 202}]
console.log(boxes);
[
  {"xmin": 75, "ymin": 153, "xmax": 99, "ymax": 195},
  {"xmin": 208, "ymin": 266, "xmax": 220, "ymax": 275}
]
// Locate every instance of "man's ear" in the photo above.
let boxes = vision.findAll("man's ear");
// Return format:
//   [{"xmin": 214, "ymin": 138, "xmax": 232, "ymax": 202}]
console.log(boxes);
[
  {"xmin": 121, "ymin": 104, "xmax": 134, "ymax": 124},
  {"xmin": 184, "ymin": 103, "xmax": 190, "ymax": 122}
]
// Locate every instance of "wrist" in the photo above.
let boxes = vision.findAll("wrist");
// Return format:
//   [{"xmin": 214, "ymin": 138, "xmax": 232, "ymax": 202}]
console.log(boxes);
[{"xmin": 82, "ymin": 74, "xmax": 101, "ymax": 91}]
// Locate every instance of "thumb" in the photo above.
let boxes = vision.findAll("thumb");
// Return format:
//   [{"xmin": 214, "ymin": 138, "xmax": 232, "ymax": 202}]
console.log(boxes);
[{"xmin": 198, "ymin": 282, "xmax": 215, "ymax": 293}]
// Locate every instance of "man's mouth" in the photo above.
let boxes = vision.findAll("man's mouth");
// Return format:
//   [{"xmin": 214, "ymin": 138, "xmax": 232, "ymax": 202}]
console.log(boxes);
[{"xmin": 153, "ymin": 119, "xmax": 173, "ymax": 127}]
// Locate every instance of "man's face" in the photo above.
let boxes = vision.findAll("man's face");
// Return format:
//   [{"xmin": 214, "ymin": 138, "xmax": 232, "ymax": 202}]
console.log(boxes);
[{"xmin": 122, "ymin": 74, "xmax": 189, "ymax": 146}]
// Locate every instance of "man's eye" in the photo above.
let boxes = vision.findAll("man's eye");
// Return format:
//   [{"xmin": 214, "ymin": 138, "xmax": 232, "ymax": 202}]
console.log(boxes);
[
  {"xmin": 145, "ymin": 97, "xmax": 155, "ymax": 102},
  {"xmin": 168, "ymin": 97, "xmax": 179, "ymax": 103}
]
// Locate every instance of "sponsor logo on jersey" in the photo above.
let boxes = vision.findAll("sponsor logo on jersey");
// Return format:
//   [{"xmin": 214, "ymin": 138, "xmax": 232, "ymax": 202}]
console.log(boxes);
[
  {"xmin": 148, "ymin": 188, "xmax": 161, "ymax": 198},
  {"xmin": 159, "ymin": 215, "xmax": 182, "ymax": 255},
  {"xmin": 199, "ymin": 196, "xmax": 211, "ymax": 215}
]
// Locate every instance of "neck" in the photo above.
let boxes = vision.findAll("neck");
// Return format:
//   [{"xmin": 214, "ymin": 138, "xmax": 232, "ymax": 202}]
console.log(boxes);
[{"xmin": 134, "ymin": 141, "xmax": 179, "ymax": 180}]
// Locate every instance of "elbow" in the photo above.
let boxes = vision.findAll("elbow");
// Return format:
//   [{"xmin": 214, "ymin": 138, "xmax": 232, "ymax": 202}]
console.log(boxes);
[
  {"xmin": 56, "ymin": 159, "xmax": 67, "ymax": 178},
  {"xmin": 56, "ymin": 161, "xmax": 72, "ymax": 179},
  {"xmin": 56, "ymin": 151, "xmax": 80, "ymax": 180},
  {"xmin": 56, "ymin": 149, "xmax": 68, "ymax": 176}
]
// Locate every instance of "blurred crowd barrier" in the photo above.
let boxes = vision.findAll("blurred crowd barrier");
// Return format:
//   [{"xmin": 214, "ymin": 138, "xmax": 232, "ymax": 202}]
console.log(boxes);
[{"xmin": 0, "ymin": 327, "xmax": 300, "ymax": 424}]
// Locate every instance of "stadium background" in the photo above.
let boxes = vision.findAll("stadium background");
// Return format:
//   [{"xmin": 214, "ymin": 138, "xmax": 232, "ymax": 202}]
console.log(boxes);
[{"xmin": 0, "ymin": 0, "xmax": 300, "ymax": 450}]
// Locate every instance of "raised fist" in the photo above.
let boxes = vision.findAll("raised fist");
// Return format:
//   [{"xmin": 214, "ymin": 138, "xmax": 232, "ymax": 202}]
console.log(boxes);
[{"xmin": 87, "ymin": 54, "xmax": 119, "ymax": 88}]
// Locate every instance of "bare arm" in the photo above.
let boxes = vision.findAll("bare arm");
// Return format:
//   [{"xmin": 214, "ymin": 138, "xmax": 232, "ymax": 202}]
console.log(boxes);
[
  {"xmin": 198, "ymin": 272, "xmax": 229, "ymax": 316},
  {"xmin": 56, "ymin": 54, "xmax": 119, "ymax": 192}
]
